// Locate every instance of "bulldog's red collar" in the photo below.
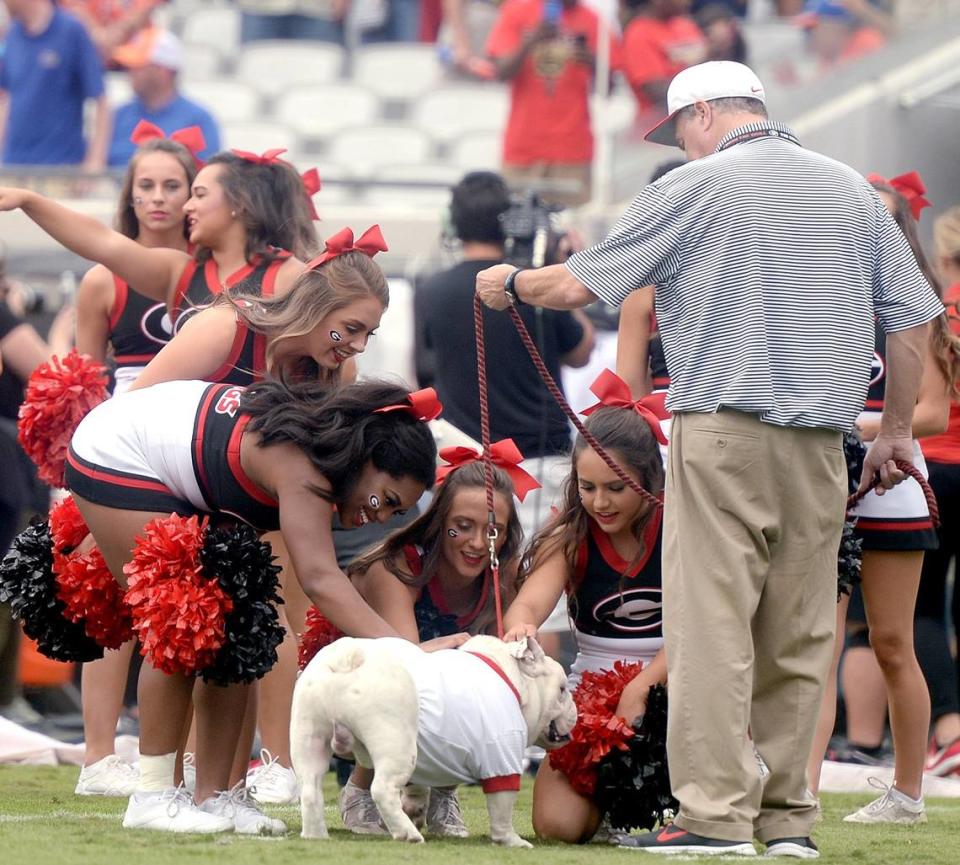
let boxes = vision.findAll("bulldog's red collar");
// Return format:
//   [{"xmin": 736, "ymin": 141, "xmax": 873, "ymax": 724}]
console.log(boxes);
[{"xmin": 465, "ymin": 651, "xmax": 521, "ymax": 706}]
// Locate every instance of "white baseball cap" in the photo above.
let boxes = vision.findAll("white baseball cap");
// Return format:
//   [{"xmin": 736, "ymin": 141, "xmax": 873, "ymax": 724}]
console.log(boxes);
[
  {"xmin": 113, "ymin": 28, "xmax": 183, "ymax": 72},
  {"xmin": 644, "ymin": 61, "xmax": 766, "ymax": 147}
]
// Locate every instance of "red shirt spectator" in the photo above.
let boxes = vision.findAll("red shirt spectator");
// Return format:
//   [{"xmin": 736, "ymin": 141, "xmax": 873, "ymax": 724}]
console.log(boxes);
[
  {"xmin": 920, "ymin": 281, "xmax": 960, "ymax": 464},
  {"xmin": 622, "ymin": 1, "xmax": 707, "ymax": 115},
  {"xmin": 486, "ymin": 0, "xmax": 615, "ymax": 166}
]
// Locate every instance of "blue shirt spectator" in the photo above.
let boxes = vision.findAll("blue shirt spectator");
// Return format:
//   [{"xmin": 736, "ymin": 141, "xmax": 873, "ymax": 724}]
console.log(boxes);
[
  {"xmin": 0, "ymin": 1, "xmax": 107, "ymax": 166},
  {"xmin": 107, "ymin": 27, "xmax": 220, "ymax": 167}
]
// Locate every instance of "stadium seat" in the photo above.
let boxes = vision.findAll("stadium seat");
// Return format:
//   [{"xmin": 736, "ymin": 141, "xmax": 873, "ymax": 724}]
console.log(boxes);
[
  {"xmin": 448, "ymin": 131, "xmax": 502, "ymax": 172},
  {"xmin": 237, "ymin": 41, "xmax": 346, "ymax": 97},
  {"xmin": 181, "ymin": 5, "xmax": 241, "ymax": 56},
  {"xmin": 275, "ymin": 84, "xmax": 381, "ymax": 143},
  {"xmin": 370, "ymin": 164, "xmax": 463, "ymax": 208},
  {"xmin": 221, "ymin": 121, "xmax": 300, "ymax": 160},
  {"xmin": 352, "ymin": 44, "xmax": 443, "ymax": 102},
  {"xmin": 410, "ymin": 85, "xmax": 510, "ymax": 144},
  {"xmin": 327, "ymin": 125, "xmax": 434, "ymax": 176},
  {"xmin": 181, "ymin": 79, "xmax": 260, "ymax": 124},
  {"xmin": 181, "ymin": 42, "xmax": 223, "ymax": 80}
]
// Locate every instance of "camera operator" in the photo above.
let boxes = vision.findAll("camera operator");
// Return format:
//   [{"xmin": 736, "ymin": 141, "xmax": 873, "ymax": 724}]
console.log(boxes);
[{"xmin": 415, "ymin": 170, "xmax": 594, "ymax": 541}]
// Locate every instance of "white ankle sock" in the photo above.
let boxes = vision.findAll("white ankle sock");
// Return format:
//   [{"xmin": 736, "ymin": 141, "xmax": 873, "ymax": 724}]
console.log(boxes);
[
  {"xmin": 138, "ymin": 753, "xmax": 177, "ymax": 792},
  {"xmin": 892, "ymin": 785, "xmax": 923, "ymax": 806}
]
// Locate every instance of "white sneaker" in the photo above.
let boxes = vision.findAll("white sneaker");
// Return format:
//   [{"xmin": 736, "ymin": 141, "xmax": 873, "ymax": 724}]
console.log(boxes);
[
  {"xmin": 246, "ymin": 749, "xmax": 299, "ymax": 805},
  {"xmin": 426, "ymin": 787, "xmax": 469, "ymax": 837},
  {"xmin": 75, "ymin": 755, "xmax": 139, "ymax": 797},
  {"xmin": 181, "ymin": 752, "xmax": 196, "ymax": 794},
  {"xmin": 842, "ymin": 780, "xmax": 927, "ymax": 825},
  {"xmin": 122, "ymin": 787, "xmax": 233, "ymax": 833},
  {"xmin": 199, "ymin": 783, "xmax": 287, "ymax": 836},
  {"xmin": 339, "ymin": 779, "xmax": 388, "ymax": 835}
]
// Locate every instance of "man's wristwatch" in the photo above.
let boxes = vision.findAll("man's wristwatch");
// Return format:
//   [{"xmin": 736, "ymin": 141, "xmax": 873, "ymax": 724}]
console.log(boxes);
[{"xmin": 503, "ymin": 267, "xmax": 525, "ymax": 306}]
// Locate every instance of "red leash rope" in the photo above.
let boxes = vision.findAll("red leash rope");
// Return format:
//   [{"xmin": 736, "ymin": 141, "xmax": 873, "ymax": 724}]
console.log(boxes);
[
  {"xmin": 503, "ymin": 302, "xmax": 662, "ymax": 508},
  {"xmin": 473, "ymin": 296, "xmax": 505, "ymax": 638},
  {"xmin": 847, "ymin": 460, "xmax": 939, "ymax": 526}
]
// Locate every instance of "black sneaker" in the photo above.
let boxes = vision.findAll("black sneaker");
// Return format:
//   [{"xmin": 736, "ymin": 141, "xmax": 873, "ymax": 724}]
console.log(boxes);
[
  {"xmin": 764, "ymin": 837, "xmax": 819, "ymax": 859},
  {"xmin": 617, "ymin": 824, "xmax": 756, "ymax": 855}
]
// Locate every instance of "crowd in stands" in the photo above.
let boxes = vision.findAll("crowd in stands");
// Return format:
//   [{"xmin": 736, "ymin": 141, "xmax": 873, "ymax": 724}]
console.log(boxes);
[{"xmin": 0, "ymin": 0, "xmax": 910, "ymax": 182}]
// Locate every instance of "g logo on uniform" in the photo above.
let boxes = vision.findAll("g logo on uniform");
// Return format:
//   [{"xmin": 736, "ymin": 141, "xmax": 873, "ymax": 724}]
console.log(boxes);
[
  {"xmin": 140, "ymin": 303, "xmax": 175, "ymax": 345},
  {"xmin": 593, "ymin": 588, "xmax": 663, "ymax": 633}
]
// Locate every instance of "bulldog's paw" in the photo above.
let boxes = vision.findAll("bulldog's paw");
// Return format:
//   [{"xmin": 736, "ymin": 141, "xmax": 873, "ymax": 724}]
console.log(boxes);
[
  {"xmin": 390, "ymin": 826, "xmax": 425, "ymax": 844},
  {"xmin": 493, "ymin": 832, "xmax": 533, "ymax": 848}
]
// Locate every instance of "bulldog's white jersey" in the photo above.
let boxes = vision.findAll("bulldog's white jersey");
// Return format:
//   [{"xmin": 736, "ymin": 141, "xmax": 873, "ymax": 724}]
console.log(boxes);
[{"xmin": 383, "ymin": 639, "xmax": 527, "ymax": 792}]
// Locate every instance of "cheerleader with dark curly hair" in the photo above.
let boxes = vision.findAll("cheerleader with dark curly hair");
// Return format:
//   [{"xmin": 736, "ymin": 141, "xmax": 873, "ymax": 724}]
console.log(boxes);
[{"xmin": 63, "ymin": 377, "xmax": 439, "ymax": 835}]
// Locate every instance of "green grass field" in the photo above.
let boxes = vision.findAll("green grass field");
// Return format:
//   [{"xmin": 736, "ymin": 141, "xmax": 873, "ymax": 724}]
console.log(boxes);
[{"xmin": 0, "ymin": 766, "xmax": 957, "ymax": 864}]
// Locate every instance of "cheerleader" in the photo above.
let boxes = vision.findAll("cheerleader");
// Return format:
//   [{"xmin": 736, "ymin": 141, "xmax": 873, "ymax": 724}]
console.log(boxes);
[
  {"xmin": 502, "ymin": 370, "xmax": 667, "ymax": 843},
  {"xmin": 808, "ymin": 173, "xmax": 957, "ymax": 823},
  {"xmin": 0, "ymin": 147, "xmax": 316, "ymax": 344},
  {"xmin": 131, "ymin": 225, "xmax": 387, "ymax": 390},
  {"xmin": 64, "ymin": 377, "xmax": 438, "ymax": 834},
  {"xmin": 73, "ymin": 125, "xmax": 200, "ymax": 798},
  {"xmin": 129, "ymin": 226, "xmax": 390, "ymax": 804},
  {"xmin": 75, "ymin": 123, "xmax": 201, "ymax": 393},
  {"xmin": 338, "ymin": 445, "xmax": 533, "ymax": 837}
]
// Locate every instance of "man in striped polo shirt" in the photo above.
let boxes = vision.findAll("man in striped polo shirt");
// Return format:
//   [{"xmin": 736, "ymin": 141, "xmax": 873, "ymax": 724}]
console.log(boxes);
[{"xmin": 477, "ymin": 61, "xmax": 943, "ymax": 857}]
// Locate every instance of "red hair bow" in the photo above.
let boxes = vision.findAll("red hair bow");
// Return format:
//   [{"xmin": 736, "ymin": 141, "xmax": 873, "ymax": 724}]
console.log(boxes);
[
  {"xmin": 130, "ymin": 120, "xmax": 206, "ymax": 161},
  {"xmin": 230, "ymin": 147, "xmax": 288, "ymax": 165},
  {"xmin": 867, "ymin": 170, "xmax": 931, "ymax": 221},
  {"xmin": 581, "ymin": 369, "xmax": 668, "ymax": 446},
  {"xmin": 301, "ymin": 167, "xmax": 322, "ymax": 221},
  {"xmin": 306, "ymin": 225, "xmax": 388, "ymax": 270},
  {"xmin": 374, "ymin": 387, "xmax": 443, "ymax": 423},
  {"xmin": 437, "ymin": 438, "xmax": 541, "ymax": 502}
]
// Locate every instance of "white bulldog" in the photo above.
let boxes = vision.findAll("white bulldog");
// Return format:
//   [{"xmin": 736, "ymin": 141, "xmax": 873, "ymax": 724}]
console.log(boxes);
[{"xmin": 290, "ymin": 635, "xmax": 577, "ymax": 846}]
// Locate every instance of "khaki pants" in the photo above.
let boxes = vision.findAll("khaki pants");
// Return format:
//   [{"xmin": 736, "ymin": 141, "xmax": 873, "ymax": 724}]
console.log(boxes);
[{"xmin": 664, "ymin": 410, "xmax": 845, "ymax": 842}]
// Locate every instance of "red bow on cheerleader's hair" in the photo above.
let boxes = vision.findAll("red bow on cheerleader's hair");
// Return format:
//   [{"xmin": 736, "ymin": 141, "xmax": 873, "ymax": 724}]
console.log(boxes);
[
  {"xmin": 374, "ymin": 387, "xmax": 443, "ymax": 423},
  {"xmin": 437, "ymin": 439, "xmax": 541, "ymax": 502},
  {"xmin": 582, "ymin": 369, "xmax": 668, "ymax": 446},
  {"xmin": 301, "ymin": 167, "xmax": 322, "ymax": 221},
  {"xmin": 867, "ymin": 170, "xmax": 931, "ymax": 221},
  {"xmin": 306, "ymin": 224, "xmax": 388, "ymax": 270},
  {"xmin": 130, "ymin": 120, "xmax": 207, "ymax": 161},
  {"xmin": 230, "ymin": 147, "xmax": 288, "ymax": 165}
]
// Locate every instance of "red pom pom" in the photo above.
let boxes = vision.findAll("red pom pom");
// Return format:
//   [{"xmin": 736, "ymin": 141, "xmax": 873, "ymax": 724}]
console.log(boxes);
[
  {"xmin": 49, "ymin": 496, "xmax": 89, "ymax": 551},
  {"xmin": 123, "ymin": 514, "xmax": 232, "ymax": 675},
  {"xmin": 49, "ymin": 497, "xmax": 133, "ymax": 649},
  {"xmin": 298, "ymin": 606, "xmax": 343, "ymax": 671},
  {"xmin": 548, "ymin": 660, "xmax": 645, "ymax": 796},
  {"xmin": 54, "ymin": 549, "xmax": 133, "ymax": 649},
  {"xmin": 18, "ymin": 351, "xmax": 108, "ymax": 488}
]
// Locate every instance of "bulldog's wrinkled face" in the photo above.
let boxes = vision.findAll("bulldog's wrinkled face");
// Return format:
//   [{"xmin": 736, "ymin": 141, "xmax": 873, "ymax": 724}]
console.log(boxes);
[
  {"xmin": 531, "ymin": 659, "xmax": 577, "ymax": 751},
  {"xmin": 463, "ymin": 635, "xmax": 578, "ymax": 752}
]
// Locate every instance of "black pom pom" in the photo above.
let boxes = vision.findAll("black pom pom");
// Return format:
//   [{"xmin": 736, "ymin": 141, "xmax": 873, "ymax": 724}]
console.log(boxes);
[
  {"xmin": 843, "ymin": 431, "xmax": 867, "ymax": 496},
  {"xmin": 198, "ymin": 523, "xmax": 285, "ymax": 685},
  {"xmin": 0, "ymin": 520, "xmax": 103, "ymax": 662},
  {"xmin": 594, "ymin": 684, "xmax": 676, "ymax": 833},
  {"xmin": 837, "ymin": 519, "xmax": 863, "ymax": 599},
  {"xmin": 837, "ymin": 431, "xmax": 866, "ymax": 598}
]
